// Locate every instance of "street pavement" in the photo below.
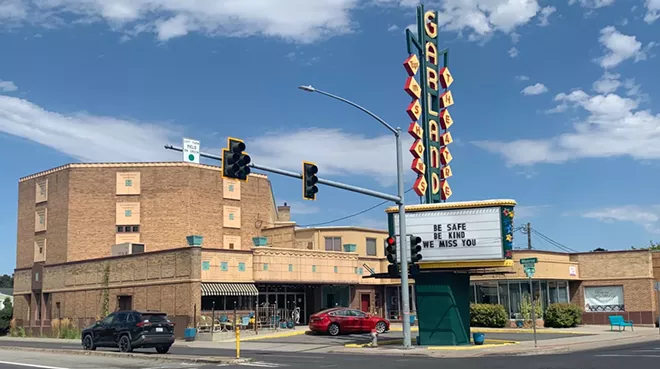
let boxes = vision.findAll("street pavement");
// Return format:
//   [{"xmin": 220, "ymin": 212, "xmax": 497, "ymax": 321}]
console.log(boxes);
[{"xmin": 2, "ymin": 340, "xmax": 660, "ymax": 368}]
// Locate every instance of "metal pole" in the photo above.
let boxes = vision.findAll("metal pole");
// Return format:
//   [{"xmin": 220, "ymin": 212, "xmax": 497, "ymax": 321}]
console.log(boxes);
[
  {"xmin": 396, "ymin": 129, "xmax": 412, "ymax": 348},
  {"xmin": 164, "ymin": 145, "xmax": 400, "ymax": 203},
  {"xmin": 529, "ymin": 277, "xmax": 537, "ymax": 347},
  {"xmin": 527, "ymin": 223, "xmax": 532, "ymax": 250}
]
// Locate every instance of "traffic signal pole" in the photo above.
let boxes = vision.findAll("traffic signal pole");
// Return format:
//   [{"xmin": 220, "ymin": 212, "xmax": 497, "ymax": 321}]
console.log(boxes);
[
  {"xmin": 395, "ymin": 128, "xmax": 413, "ymax": 348},
  {"xmin": 165, "ymin": 145, "xmax": 400, "ymax": 203}
]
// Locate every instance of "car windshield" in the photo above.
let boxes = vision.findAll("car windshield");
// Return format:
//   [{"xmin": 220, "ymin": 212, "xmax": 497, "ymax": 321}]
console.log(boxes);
[{"xmin": 140, "ymin": 314, "xmax": 168, "ymax": 323}]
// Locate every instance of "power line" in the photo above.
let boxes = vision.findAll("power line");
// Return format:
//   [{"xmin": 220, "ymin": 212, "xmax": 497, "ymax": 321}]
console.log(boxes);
[
  {"xmin": 298, "ymin": 188, "xmax": 415, "ymax": 227},
  {"xmin": 531, "ymin": 228, "xmax": 578, "ymax": 253}
]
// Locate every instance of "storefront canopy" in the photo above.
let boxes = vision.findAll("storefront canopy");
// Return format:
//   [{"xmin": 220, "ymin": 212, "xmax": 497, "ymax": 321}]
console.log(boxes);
[{"xmin": 201, "ymin": 283, "xmax": 259, "ymax": 297}]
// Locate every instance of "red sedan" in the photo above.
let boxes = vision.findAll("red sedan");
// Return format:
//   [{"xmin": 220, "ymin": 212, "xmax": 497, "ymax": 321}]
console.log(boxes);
[{"xmin": 308, "ymin": 308, "xmax": 390, "ymax": 336}]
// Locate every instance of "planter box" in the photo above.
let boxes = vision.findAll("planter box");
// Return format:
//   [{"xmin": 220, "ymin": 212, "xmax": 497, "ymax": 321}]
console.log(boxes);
[
  {"xmin": 343, "ymin": 244, "xmax": 357, "ymax": 252},
  {"xmin": 186, "ymin": 235, "xmax": 203, "ymax": 247},
  {"xmin": 252, "ymin": 237, "xmax": 268, "ymax": 246}
]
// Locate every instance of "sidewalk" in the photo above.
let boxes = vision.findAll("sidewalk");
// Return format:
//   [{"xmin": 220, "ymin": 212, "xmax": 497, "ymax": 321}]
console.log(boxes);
[{"xmin": 334, "ymin": 325, "xmax": 660, "ymax": 357}]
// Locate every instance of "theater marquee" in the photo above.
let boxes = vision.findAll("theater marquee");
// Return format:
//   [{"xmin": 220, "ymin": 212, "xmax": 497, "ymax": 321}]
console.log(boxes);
[{"xmin": 404, "ymin": 4, "xmax": 455, "ymax": 204}]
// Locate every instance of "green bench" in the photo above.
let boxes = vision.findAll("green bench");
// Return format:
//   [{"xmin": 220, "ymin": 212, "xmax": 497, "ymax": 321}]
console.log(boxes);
[{"xmin": 609, "ymin": 315, "xmax": 634, "ymax": 331}]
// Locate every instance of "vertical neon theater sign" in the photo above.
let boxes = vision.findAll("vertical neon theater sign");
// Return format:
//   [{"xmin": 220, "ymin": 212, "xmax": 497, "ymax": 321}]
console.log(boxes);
[{"xmin": 404, "ymin": 4, "xmax": 455, "ymax": 204}]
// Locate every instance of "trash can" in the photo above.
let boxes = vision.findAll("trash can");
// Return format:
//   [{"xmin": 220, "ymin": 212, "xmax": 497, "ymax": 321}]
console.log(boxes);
[
  {"xmin": 184, "ymin": 328, "xmax": 197, "ymax": 342},
  {"xmin": 473, "ymin": 332, "xmax": 485, "ymax": 345}
]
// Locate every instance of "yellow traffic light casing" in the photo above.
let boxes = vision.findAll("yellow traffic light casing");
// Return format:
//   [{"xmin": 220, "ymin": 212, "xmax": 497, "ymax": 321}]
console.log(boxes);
[{"xmin": 222, "ymin": 137, "xmax": 251, "ymax": 181}]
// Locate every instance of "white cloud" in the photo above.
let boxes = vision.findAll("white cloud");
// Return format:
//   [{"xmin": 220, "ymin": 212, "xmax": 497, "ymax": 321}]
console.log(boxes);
[
  {"xmin": 434, "ymin": 0, "xmax": 543, "ymax": 40},
  {"xmin": 0, "ymin": 80, "xmax": 18, "ymax": 92},
  {"xmin": 538, "ymin": 6, "xmax": 556, "ymax": 26},
  {"xmin": 516, "ymin": 205, "xmax": 552, "ymax": 218},
  {"xmin": 597, "ymin": 26, "xmax": 650, "ymax": 69},
  {"xmin": 510, "ymin": 32, "xmax": 521, "ymax": 44},
  {"xmin": 644, "ymin": 0, "xmax": 660, "ymax": 23},
  {"xmin": 405, "ymin": 23, "xmax": 417, "ymax": 36},
  {"xmin": 474, "ymin": 86, "xmax": 660, "ymax": 166},
  {"xmin": 508, "ymin": 47, "xmax": 519, "ymax": 57},
  {"xmin": 581, "ymin": 205, "xmax": 660, "ymax": 234},
  {"xmin": 521, "ymin": 83, "xmax": 548, "ymax": 95},
  {"xmin": 592, "ymin": 72, "xmax": 621, "ymax": 94},
  {"xmin": 248, "ymin": 128, "xmax": 414, "ymax": 187},
  {"xmin": 0, "ymin": 0, "xmax": 362, "ymax": 43},
  {"xmin": 0, "ymin": 95, "xmax": 181, "ymax": 162},
  {"xmin": 516, "ymin": 75, "xmax": 530, "ymax": 81},
  {"xmin": 387, "ymin": 24, "xmax": 399, "ymax": 31},
  {"xmin": 569, "ymin": 0, "xmax": 616, "ymax": 9}
]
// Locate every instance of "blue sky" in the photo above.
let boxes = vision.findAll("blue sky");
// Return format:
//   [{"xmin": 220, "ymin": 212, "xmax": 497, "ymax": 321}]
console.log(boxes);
[{"xmin": 1, "ymin": 0, "xmax": 659, "ymax": 274}]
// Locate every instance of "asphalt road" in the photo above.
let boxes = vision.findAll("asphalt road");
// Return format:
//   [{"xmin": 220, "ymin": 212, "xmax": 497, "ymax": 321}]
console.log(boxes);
[{"xmin": 1, "ymin": 340, "xmax": 660, "ymax": 368}]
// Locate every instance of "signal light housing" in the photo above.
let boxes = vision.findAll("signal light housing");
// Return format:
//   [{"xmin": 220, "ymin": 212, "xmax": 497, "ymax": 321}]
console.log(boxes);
[
  {"xmin": 302, "ymin": 162, "xmax": 319, "ymax": 200},
  {"xmin": 222, "ymin": 138, "xmax": 251, "ymax": 181}
]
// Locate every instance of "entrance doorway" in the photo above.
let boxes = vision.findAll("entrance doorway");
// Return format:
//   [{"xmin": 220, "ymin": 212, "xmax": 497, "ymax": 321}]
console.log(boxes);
[
  {"xmin": 361, "ymin": 294, "xmax": 371, "ymax": 313},
  {"xmin": 118, "ymin": 295, "xmax": 133, "ymax": 311}
]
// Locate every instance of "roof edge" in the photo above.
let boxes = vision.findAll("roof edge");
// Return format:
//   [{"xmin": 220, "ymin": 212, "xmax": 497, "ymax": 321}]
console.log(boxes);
[{"xmin": 19, "ymin": 162, "xmax": 268, "ymax": 182}]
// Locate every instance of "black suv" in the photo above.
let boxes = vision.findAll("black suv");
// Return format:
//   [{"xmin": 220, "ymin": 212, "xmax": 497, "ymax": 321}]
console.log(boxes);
[{"xmin": 81, "ymin": 310, "xmax": 175, "ymax": 353}]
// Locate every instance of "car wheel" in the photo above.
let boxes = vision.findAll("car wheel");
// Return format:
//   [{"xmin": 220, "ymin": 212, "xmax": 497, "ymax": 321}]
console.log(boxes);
[
  {"xmin": 375, "ymin": 321, "xmax": 387, "ymax": 334},
  {"xmin": 156, "ymin": 345, "xmax": 171, "ymax": 354},
  {"xmin": 82, "ymin": 334, "xmax": 96, "ymax": 351},
  {"xmin": 328, "ymin": 323, "xmax": 340, "ymax": 336},
  {"xmin": 118, "ymin": 335, "xmax": 133, "ymax": 353}
]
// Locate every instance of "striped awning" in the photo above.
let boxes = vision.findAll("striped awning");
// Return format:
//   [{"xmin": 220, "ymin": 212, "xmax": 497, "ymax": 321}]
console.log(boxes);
[{"xmin": 201, "ymin": 283, "xmax": 259, "ymax": 297}]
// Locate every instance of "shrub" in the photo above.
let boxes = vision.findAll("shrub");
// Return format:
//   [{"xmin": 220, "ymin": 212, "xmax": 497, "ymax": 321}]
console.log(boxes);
[
  {"xmin": 0, "ymin": 297, "xmax": 12, "ymax": 335},
  {"xmin": 470, "ymin": 304, "xmax": 508, "ymax": 328},
  {"xmin": 520, "ymin": 295, "xmax": 543, "ymax": 320},
  {"xmin": 544, "ymin": 303, "xmax": 582, "ymax": 328}
]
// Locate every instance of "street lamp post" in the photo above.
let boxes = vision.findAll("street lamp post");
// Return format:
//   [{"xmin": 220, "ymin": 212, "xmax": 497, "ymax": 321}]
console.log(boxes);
[{"xmin": 298, "ymin": 85, "xmax": 413, "ymax": 348}]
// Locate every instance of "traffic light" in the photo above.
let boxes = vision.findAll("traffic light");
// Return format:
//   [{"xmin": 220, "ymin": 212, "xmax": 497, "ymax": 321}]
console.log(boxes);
[
  {"xmin": 385, "ymin": 236, "xmax": 399, "ymax": 277},
  {"xmin": 410, "ymin": 235, "xmax": 423, "ymax": 263},
  {"xmin": 222, "ymin": 138, "xmax": 251, "ymax": 181},
  {"xmin": 302, "ymin": 161, "xmax": 319, "ymax": 200}
]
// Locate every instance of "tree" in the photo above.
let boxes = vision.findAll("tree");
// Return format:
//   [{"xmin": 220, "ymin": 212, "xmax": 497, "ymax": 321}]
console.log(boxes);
[
  {"xmin": 0, "ymin": 297, "xmax": 13, "ymax": 334},
  {"xmin": 631, "ymin": 241, "xmax": 660, "ymax": 251},
  {"xmin": 0, "ymin": 274, "xmax": 13, "ymax": 289},
  {"xmin": 592, "ymin": 247, "xmax": 608, "ymax": 252}
]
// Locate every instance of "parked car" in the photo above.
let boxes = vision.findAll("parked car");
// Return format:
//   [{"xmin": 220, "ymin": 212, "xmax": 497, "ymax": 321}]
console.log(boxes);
[
  {"xmin": 308, "ymin": 308, "xmax": 390, "ymax": 336},
  {"xmin": 81, "ymin": 310, "xmax": 175, "ymax": 353}
]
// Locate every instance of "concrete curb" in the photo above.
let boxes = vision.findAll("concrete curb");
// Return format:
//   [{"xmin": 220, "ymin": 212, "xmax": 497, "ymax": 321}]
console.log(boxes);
[
  {"xmin": 389, "ymin": 327, "xmax": 593, "ymax": 335},
  {"xmin": 0, "ymin": 346, "xmax": 251, "ymax": 364},
  {"xmin": 344, "ymin": 338, "xmax": 519, "ymax": 350}
]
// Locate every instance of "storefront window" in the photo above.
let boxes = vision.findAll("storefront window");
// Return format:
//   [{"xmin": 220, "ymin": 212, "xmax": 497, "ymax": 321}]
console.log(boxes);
[
  {"xmin": 557, "ymin": 281, "xmax": 569, "ymax": 303},
  {"xmin": 469, "ymin": 284, "xmax": 476, "ymax": 304},
  {"xmin": 476, "ymin": 282, "xmax": 498, "ymax": 304},
  {"xmin": 509, "ymin": 282, "xmax": 521, "ymax": 318},
  {"xmin": 498, "ymin": 282, "xmax": 510, "ymax": 316}
]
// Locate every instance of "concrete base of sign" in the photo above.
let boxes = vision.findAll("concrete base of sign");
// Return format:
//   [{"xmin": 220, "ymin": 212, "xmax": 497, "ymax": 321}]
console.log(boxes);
[{"xmin": 415, "ymin": 272, "xmax": 471, "ymax": 346}]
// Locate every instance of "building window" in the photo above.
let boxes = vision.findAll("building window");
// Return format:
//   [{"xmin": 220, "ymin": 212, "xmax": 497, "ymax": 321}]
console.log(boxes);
[
  {"xmin": 288, "ymin": 264, "xmax": 293, "ymax": 272},
  {"xmin": 358, "ymin": 267, "xmax": 363, "ymax": 275},
  {"xmin": 39, "ymin": 213, "xmax": 45, "ymax": 225},
  {"xmin": 263, "ymin": 263, "xmax": 269, "ymax": 271},
  {"xmin": 35, "ymin": 272, "xmax": 39, "ymax": 282},
  {"xmin": 221, "ymin": 262, "xmax": 228, "ymax": 271},
  {"xmin": 228, "ymin": 184, "xmax": 235, "ymax": 192},
  {"xmin": 312, "ymin": 265, "xmax": 317, "ymax": 273},
  {"xmin": 125, "ymin": 209, "xmax": 132, "ymax": 217},
  {"xmin": 238, "ymin": 262, "xmax": 246, "ymax": 272},
  {"xmin": 202, "ymin": 261, "xmax": 210, "ymax": 271},
  {"xmin": 116, "ymin": 225, "xmax": 139, "ymax": 233},
  {"xmin": 324, "ymin": 237, "xmax": 342, "ymax": 252},
  {"xmin": 229, "ymin": 213, "xmax": 235, "ymax": 221},
  {"xmin": 334, "ymin": 266, "xmax": 338, "ymax": 273},
  {"xmin": 354, "ymin": 267, "xmax": 358, "ymax": 274},
  {"xmin": 228, "ymin": 243, "xmax": 235, "ymax": 250},
  {"xmin": 125, "ymin": 179, "xmax": 133, "ymax": 187},
  {"xmin": 366, "ymin": 238, "xmax": 377, "ymax": 256}
]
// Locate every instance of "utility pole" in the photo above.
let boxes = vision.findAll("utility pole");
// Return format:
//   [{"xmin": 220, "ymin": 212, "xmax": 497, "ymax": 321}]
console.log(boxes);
[{"xmin": 527, "ymin": 222, "xmax": 532, "ymax": 250}]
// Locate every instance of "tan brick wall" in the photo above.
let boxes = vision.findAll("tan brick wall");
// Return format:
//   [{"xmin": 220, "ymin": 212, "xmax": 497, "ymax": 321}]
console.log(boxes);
[
  {"xmin": 17, "ymin": 163, "xmax": 278, "ymax": 264},
  {"xmin": 574, "ymin": 279, "xmax": 656, "ymax": 312},
  {"xmin": 17, "ymin": 170, "xmax": 70, "ymax": 269},
  {"xmin": 252, "ymin": 247, "xmax": 360, "ymax": 284},
  {"xmin": 572, "ymin": 251, "xmax": 654, "ymax": 280},
  {"xmin": 472, "ymin": 251, "xmax": 580, "ymax": 281},
  {"xmin": 201, "ymin": 250, "xmax": 254, "ymax": 282},
  {"xmin": 13, "ymin": 248, "xmax": 201, "ymax": 323}
]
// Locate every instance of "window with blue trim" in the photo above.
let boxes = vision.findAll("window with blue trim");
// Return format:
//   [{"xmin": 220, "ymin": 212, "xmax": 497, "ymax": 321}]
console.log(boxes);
[
  {"xmin": 263, "ymin": 263, "xmax": 269, "ymax": 271},
  {"xmin": 221, "ymin": 262, "xmax": 228, "ymax": 271},
  {"xmin": 312, "ymin": 265, "xmax": 316, "ymax": 273},
  {"xmin": 202, "ymin": 261, "xmax": 210, "ymax": 271},
  {"xmin": 238, "ymin": 262, "xmax": 246, "ymax": 272},
  {"xmin": 334, "ymin": 266, "xmax": 338, "ymax": 273},
  {"xmin": 288, "ymin": 264, "xmax": 293, "ymax": 272}
]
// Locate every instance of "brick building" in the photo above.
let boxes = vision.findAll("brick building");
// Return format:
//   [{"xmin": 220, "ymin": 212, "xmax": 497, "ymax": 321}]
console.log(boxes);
[
  {"xmin": 11, "ymin": 162, "xmax": 401, "ymax": 336},
  {"xmin": 471, "ymin": 250, "xmax": 660, "ymax": 325}
]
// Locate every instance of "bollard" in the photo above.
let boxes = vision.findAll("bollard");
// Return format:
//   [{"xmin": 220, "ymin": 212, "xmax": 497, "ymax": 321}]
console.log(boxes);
[
  {"xmin": 371, "ymin": 329, "xmax": 378, "ymax": 347},
  {"xmin": 236, "ymin": 323, "xmax": 241, "ymax": 359}
]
